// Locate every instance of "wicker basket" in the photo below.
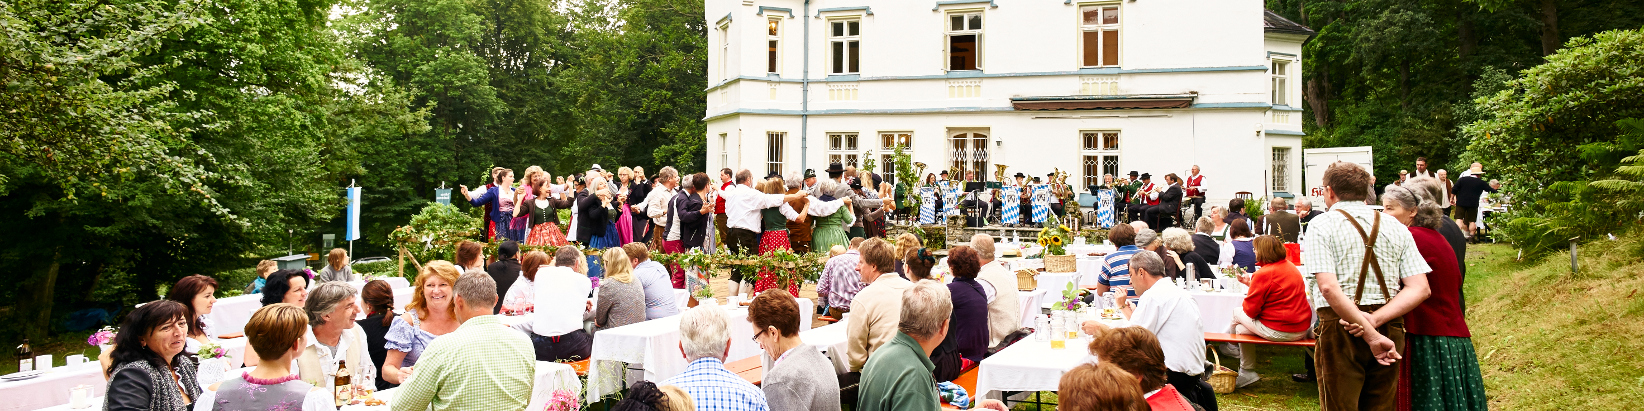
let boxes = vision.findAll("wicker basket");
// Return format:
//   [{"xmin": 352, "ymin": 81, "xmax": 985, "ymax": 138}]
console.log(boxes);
[
  {"xmin": 1044, "ymin": 254, "xmax": 1077, "ymax": 273},
  {"xmin": 1015, "ymin": 269, "xmax": 1038, "ymax": 291},
  {"xmin": 1208, "ymin": 348, "xmax": 1238, "ymax": 394}
]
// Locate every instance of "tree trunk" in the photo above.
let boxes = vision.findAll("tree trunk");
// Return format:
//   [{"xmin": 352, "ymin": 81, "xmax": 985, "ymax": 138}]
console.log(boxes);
[
  {"xmin": 23, "ymin": 248, "xmax": 62, "ymax": 341},
  {"xmin": 1306, "ymin": 65, "xmax": 1331, "ymax": 127},
  {"xmin": 1459, "ymin": 10, "xmax": 1476, "ymax": 58},
  {"xmin": 1399, "ymin": 59, "xmax": 1411, "ymax": 111},
  {"xmin": 1539, "ymin": 0, "xmax": 1560, "ymax": 56}
]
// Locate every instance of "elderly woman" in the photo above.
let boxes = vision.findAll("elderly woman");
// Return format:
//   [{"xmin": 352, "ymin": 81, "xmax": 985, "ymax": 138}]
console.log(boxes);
[
  {"xmin": 590, "ymin": 176, "xmax": 627, "ymax": 249},
  {"xmin": 749, "ymin": 290, "xmax": 842, "ymax": 410},
  {"xmin": 1219, "ymin": 218, "xmax": 1257, "ymax": 273},
  {"xmin": 809, "ymin": 179, "xmax": 856, "ymax": 252},
  {"xmin": 317, "ymin": 248, "xmax": 354, "ymax": 283},
  {"xmin": 1085, "ymin": 326, "xmax": 1197, "ymax": 410},
  {"xmin": 1135, "ymin": 229, "xmax": 1182, "ymax": 280},
  {"xmin": 381, "ymin": 261, "xmax": 461, "ymax": 385},
  {"xmin": 103, "ymin": 300, "xmax": 201, "ymax": 411},
  {"xmin": 296, "ymin": 282, "xmax": 377, "ymax": 393},
  {"xmin": 1163, "ymin": 227, "xmax": 1211, "ymax": 282},
  {"xmin": 1227, "ymin": 235, "xmax": 1312, "ymax": 387},
  {"xmin": 1374, "ymin": 178, "xmax": 1488, "ymax": 410},
  {"xmin": 1057, "ymin": 363, "xmax": 1150, "ymax": 411},
  {"xmin": 593, "ymin": 248, "xmax": 647, "ymax": 331},
  {"xmin": 260, "ymin": 269, "xmax": 309, "ymax": 307},
  {"xmin": 577, "ymin": 175, "xmax": 615, "ymax": 247},
  {"xmin": 939, "ymin": 246, "xmax": 990, "ymax": 372},
  {"xmin": 754, "ymin": 176, "xmax": 805, "ymax": 296},
  {"xmin": 194, "ymin": 304, "xmax": 333, "ymax": 410}
]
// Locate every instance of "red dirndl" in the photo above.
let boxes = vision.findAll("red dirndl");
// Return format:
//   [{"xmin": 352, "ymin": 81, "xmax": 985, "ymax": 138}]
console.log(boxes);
[
  {"xmin": 526, "ymin": 222, "xmax": 567, "ymax": 246},
  {"xmin": 753, "ymin": 229, "xmax": 800, "ymax": 296}
]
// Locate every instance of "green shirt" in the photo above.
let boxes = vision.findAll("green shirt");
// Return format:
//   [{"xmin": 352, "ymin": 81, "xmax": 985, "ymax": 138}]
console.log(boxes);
[
  {"xmin": 856, "ymin": 332, "xmax": 940, "ymax": 411},
  {"xmin": 391, "ymin": 315, "xmax": 536, "ymax": 411}
]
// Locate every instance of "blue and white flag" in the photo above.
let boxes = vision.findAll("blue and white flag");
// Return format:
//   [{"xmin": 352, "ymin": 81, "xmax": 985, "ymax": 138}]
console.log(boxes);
[
  {"xmin": 346, "ymin": 186, "xmax": 361, "ymax": 241},
  {"xmin": 919, "ymin": 187, "xmax": 937, "ymax": 225},
  {"xmin": 1000, "ymin": 186, "xmax": 1022, "ymax": 224},
  {"xmin": 1031, "ymin": 184, "xmax": 1051, "ymax": 223},
  {"xmin": 942, "ymin": 186, "xmax": 960, "ymax": 217},
  {"xmin": 1096, "ymin": 188, "xmax": 1117, "ymax": 228}
]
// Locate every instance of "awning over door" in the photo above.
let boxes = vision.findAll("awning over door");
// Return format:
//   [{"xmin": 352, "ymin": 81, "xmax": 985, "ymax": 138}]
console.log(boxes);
[{"xmin": 1010, "ymin": 94, "xmax": 1196, "ymax": 111}]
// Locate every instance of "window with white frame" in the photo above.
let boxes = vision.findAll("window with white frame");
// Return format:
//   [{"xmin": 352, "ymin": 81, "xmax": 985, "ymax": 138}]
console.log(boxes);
[
  {"xmin": 948, "ymin": 131, "xmax": 989, "ymax": 178},
  {"xmin": 717, "ymin": 23, "xmax": 731, "ymax": 81},
  {"xmin": 1080, "ymin": 4, "xmax": 1121, "ymax": 67},
  {"xmin": 719, "ymin": 133, "xmax": 730, "ymax": 169},
  {"xmin": 767, "ymin": 19, "xmax": 781, "ymax": 74},
  {"xmin": 766, "ymin": 132, "xmax": 785, "ymax": 175},
  {"xmin": 827, "ymin": 132, "xmax": 859, "ymax": 168},
  {"xmin": 1271, "ymin": 146, "xmax": 1291, "ymax": 192},
  {"xmin": 829, "ymin": 19, "xmax": 861, "ymax": 74},
  {"xmin": 946, "ymin": 11, "xmax": 983, "ymax": 71},
  {"xmin": 1080, "ymin": 131, "xmax": 1120, "ymax": 187},
  {"xmin": 1272, "ymin": 59, "xmax": 1290, "ymax": 106},
  {"xmin": 880, "ymin": 132, "xmax": 912, "ymax": 184}
]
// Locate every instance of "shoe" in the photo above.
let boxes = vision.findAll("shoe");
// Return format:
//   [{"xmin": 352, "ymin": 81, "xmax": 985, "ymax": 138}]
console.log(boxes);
[
  {"xmin": 1236, "ymin": 370, "xmax": 1261, "ymax": 388},
  {"xmin": 1291, "ymin": 373, "xmax": 1315, "ymax": 383},
  {"xmin": 1217, "ymin": 342, "xmax": 1241, "ymax": 358}
]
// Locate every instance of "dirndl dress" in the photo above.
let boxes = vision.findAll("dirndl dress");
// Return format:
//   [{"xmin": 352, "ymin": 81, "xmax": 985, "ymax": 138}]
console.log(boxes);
[
  {"xmin": 526, "ymin": 222, "xmax": 567, "ymax": 246},
  {"xmin": 1396, "ymin": 334, "xmax": 1489, "ymax": 411},
  {"xmin": 615, "ymin": 204, "xmax": 634, "ymax": 246},
  {"xmin": 590, "ymin": 209, "xmax": 623, "ymax": 249},
  {"xmin": 753, "ymin": 230, "xmax": 799, "ymax": 296},
  {"xmin": 812, "ymin": 210, "xmax": 851, "ymax": 253}
]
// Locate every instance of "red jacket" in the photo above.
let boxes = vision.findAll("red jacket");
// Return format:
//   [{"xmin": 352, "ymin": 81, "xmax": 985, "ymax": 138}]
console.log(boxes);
[
  {"xmin": 1147, "ymin": 384, "xmax": 1197, "ymax": 411},
  {"xmin": 1241, "ymin": 260, "xmax": 1312, "ymax": 334}
]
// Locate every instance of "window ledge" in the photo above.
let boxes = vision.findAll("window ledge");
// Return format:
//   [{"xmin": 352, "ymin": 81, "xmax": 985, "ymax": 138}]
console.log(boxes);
[{"xmin": 933, "ymin": 0, "xmax": 997, "ymax": 11}]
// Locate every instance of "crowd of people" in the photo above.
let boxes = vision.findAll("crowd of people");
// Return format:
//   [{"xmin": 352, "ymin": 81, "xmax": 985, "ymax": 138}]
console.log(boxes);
[{"xmin": 93, "ymin": 159, "xmax": 1487, "ymax": 411}]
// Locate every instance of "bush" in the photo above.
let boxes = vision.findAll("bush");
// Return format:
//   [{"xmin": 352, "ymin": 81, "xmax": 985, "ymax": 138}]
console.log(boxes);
[{"xmin": 351, "ymin": 260, "xmax": 400, "ymax": 278}]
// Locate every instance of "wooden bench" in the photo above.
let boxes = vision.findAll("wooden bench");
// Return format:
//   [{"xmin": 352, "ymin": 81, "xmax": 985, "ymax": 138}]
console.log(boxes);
[
  {"xmin": 940, "ymin": 365, "xmax": 982, "ymax": 410},
  {"xmin": 817, "ymin": 315, "xmax": 840, "ymax": 324},
  {"xmin": 567, "ymin": 359, "xmax": 591, "ymax": 376},
  {"xmin": 724, "ymin": 355, "xmax": 765, "ymax": 386},
  {"xmin": 736, "ymin": 366, "xmax": 764, "ymax": 386},
  {"xmin": 1203, "ymin": 332, "xmax": 1316, "ymax": 348}
]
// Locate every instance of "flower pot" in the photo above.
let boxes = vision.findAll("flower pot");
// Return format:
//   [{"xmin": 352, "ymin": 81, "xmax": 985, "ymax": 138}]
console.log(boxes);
[{"xmin": 1044, "ymin": 254, "xmax": 1077, "ymax": 273}]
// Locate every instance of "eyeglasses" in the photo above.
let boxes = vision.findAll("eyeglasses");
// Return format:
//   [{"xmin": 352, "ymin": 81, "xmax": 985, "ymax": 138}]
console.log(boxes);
[{"xmin": 752, "ymin": 328, "xmax": 769, "ymax": 343}]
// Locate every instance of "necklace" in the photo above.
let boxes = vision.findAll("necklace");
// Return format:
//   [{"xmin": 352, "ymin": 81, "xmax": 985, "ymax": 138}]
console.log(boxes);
[{"xmin": 243, "ymin": 371, "xmax": 303, "ymax": 385}]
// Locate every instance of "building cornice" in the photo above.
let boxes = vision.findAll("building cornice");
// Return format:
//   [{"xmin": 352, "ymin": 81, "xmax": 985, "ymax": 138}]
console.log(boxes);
[
  {"xmin": 704, "ymin": 102, "xmax": 1285, "ymax": 121},
  {"xmin": 704, "ymin": 65, "xmax": 1269, "ymax": 92}
]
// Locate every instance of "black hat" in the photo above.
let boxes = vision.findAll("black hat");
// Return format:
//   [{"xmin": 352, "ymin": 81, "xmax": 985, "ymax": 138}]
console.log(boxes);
[
  {"xmin": 765, "ymin": 171, "xmax": 782, "ymax": 180},
  {"xmin": 1047, "ymin": 173, "xmax": 1055, "ymax": 177},
  {"xmin": 848, "ymin": 179, "xmax": 863, "ymax": 190},
  {"xmin": 498, "ymin": 240, "xmax": 519, "ymax": 259},
  {"xmin": 871, "ymin": 173, "xmax": 883, "ymax": 186},
  {"xmin": 804, "ymin": 169, "xmax": 817, "ymax": 179},
  {"xmin": 1013, "ymin": 172, "xmax": 1025, "ymax": 178},
  {"xmin": 1128, "ymin": 171, "xmax": 1139, "ymax": 177},
  {"xmin": 1032, "ymin": 177, "xmax": 1042, "ymax": 183},
  {"xmin": 940, "ymin": 170, "xmax": 949, "ymax": 175},
  {"xmin": 825, "ymin": 162, "xmax": 846, "ymax": 176},
  {"xmin": 1140, "ymin": 173, "xmax": 1152, "ymax": 180}
]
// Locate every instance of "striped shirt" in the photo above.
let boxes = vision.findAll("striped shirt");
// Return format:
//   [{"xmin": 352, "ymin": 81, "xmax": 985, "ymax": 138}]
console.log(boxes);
[
  {"xmin": 663, "ymin": 357, "xmax": 771, "ymax": 411},
  {"xmin": 391, "ymin": 315, "xmax": 536, "ymax": 411},
  {"xmin": 1300, "ymin": 201, "xmax": 1431, "ymax": 308},
  {"xmin": 1092, "ymin": 245, "xmax": 1143, "ymax": 305}
]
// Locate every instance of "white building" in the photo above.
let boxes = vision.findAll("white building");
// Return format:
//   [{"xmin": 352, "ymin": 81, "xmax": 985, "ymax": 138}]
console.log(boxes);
[{"xmin": 703, "ymin": 0, "xmax": 1313, "ymax": 206}]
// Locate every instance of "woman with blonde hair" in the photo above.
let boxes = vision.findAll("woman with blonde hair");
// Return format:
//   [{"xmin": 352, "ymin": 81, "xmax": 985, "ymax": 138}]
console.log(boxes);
[
  {"xmin": 317, "ymin": 248, "xmax": 354, "ymax": 283},
  {"xmin": 893, "ymin": 232, "xmax": 922, "ymax": 278},
  {"xmin": 380, "ymin": 261, "xmax": 461, "ymax": 385},
  {"xmin": 587, "ymin": 176, "xmax": 624, "ymax": 249},
  {"xmin": 753, "ymin": 176, "xmax": 805, "ymax": 296},
  {"xmin": 592, "ymin": 248, "xmax": 646, "ymax": 331}
]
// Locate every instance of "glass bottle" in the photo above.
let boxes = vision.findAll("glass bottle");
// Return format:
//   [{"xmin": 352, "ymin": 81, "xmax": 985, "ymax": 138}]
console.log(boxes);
[{"xmin": 334, "ymin": 360, "xmax": 352, "ymax": 409}]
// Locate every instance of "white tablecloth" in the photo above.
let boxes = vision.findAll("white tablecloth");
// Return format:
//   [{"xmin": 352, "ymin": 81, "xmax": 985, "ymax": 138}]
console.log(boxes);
[
  {"xmin": 210, "ymin": 278, "xmax": 413, "ymax": 336},
  {"xmin": 1032, "ymin": 272, "xmax": 1081, "ymax": 299},
  {"xmin": 796, "ymin": 319, "xmax": 851, "ymax": 375},
  {"xmin": 584, "ymin": 299, "xmax": 811, "ymax": 403},
  {"xmin": 1188, "ymin": 290, "xmax": 1246, "ymax": 334},
  {"xmin": 973, "ymin": 339, "xmax": 1099, "ymax": 400},
  {"xmin": 1017, "ymin": 290, "xmax": 1047, "ymax": 328},
  {"xmin": 0, "ymin": 363, "xmax": 106, "ymax": 411}
]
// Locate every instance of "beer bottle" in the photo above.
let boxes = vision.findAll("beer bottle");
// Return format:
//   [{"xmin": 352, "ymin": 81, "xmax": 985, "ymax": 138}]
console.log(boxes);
[{"xmin": 334, "ymin": 360, "xmax": 352, "ymax": 408}]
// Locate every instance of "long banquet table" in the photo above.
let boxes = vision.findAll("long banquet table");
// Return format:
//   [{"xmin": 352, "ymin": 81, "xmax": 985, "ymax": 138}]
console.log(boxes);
[
  {"xmin": 208, "ymin": 277, "xmax": 412, "ymax": 336},
  {"xmin": 583, "ymin": 298, "xmax": 812, "ymax": 403}
]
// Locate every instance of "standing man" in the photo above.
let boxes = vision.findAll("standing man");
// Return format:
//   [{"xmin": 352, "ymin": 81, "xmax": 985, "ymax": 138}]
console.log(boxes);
[
  {"xmin": 1304, "ymin": 161, "xmax": 1431, "ymax": 411},
  {"xmin": 643, "ymin": 167, "xmax": 680, "ymax": 252},
  {"xmin": 1117, "ymin": 171, "xmax": 1140, "ymax": 223},
  {"xmin": 709, "ymin": 168, "xmax": 734, "ymax": 253},
  {"xmin": 1185, "ymin": 165, "xmax": 1206, "ymax": 221},
  {"xmin": 1451, "ymin": 164, "xmax": 1492, "ymax": 241},
  {"xmin": 1409, "ymin": 157, "xmax": 1436, "ymax": 180}
]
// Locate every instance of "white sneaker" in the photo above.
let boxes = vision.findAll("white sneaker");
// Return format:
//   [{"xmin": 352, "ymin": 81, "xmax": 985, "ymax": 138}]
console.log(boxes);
[
  {"xmin": 1217, "ymin": 342, "xmax": 1241, "ymax": 358},
  {"xmin": 1236, "ymin": 370, "xmax": 1261, "ymax": 388}
]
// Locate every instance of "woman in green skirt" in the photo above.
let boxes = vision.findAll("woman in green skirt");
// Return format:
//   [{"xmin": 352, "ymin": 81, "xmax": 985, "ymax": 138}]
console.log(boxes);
[
  {"xmin": 811, "ymin": 180, "xmax": 856, "ymax": 252},
  {"xmin": 1364, "ymin": 180, "xmax": 1488, "ymax": 410}
]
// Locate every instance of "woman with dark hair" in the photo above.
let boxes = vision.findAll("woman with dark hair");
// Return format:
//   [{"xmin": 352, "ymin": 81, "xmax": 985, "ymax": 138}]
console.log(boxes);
[
  {"xmin": 942, "ymin": 246, "xmax": 990, "ymax": 365},
  {"xmin": 165, "ymin": 275, "xmax": 219, "ymax": 349},
  {"xmin": 356, "ymin": 280, "xmax": 396, "ymax": 391},
  {"xmin": 454, "ymin": 240, "xmax": 485, "ymax": 273},
  {"xmin": 611, "ymin": 381, "xmax": 695, "ymax": 411},
  {"xmin": 905, "ymin": 248, "xmax": 937, "ymax": 282},
  {"xmin": 260, "ymin": 269, "xmax": 309, "ymax": 307},
  {"xmin": 520, "ymin": 174, "xmax": 572, "ymax": 247},
  {"xmin": 1218, "ymin": 218, "xmax": 1257, "ymax": 273},
  {"xmin": 103, "ymin": 300, "xmax": 201, "ymax": 411}
]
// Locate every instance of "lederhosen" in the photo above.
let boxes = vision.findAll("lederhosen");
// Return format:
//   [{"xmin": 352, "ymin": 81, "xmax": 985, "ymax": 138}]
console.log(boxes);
[{"xmin": 1315, "ymin": 210, "xmax": 1405, "ymax": 411}]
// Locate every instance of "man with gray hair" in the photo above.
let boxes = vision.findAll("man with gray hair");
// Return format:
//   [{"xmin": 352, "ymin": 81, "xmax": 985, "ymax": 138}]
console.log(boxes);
[
  {"xmin": 663, "ymin": 305, "xmax": 770, "ymax": 410},
  {"xmin": 1191, "ymin": 216, "xmax": 1222, "ymax": 265},
  {"xmin": 1084, "ymin": 250, "xmax": 1217, "ymax": 411},
  {"xmin": 297, "ymin": 282, "xmax": 376, "ymax": 391},
  {"xmin": 1296, "ymin": 197, "xmax": 1323, "ymax": 226},
  {"xmin": 969, "ymin": 234, "xmax": 1022, "ymax": 347},
  {"xmin": 394, "ymin": 272, "xmax": 537, "ymax": 411},
  {"xmin": 642, "ymin": 166, "xmax": 680, "ymax": 254},
  {"xmin": 856, "ymin": 281, "xmax": 951, "ymax": 411}
]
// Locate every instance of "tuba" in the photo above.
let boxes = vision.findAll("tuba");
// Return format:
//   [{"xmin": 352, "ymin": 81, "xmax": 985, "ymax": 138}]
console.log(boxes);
[
  {"xmin": 913, "ymin": 162, "xmax": 928, "ymax": 182},
  {"xmin": 995, "ymin": 164, "xmax": 1009, "ymax": 183}
]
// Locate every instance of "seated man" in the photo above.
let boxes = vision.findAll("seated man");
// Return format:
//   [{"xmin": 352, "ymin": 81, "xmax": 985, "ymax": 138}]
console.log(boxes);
[
  {"xmin": 662, "ymin": 304, "xmax": 770, "ymax": 410},
  {"xmin": 392, "ymin": 272, "xmax": 537, "ymax": 411},
  {"xmin": 817, "ymin": 237, "xmax": 866, "ymax": 318},
  {"xmin": 529, "ymin": 246, "xmax": 596, "ymax": 361},
  {"xmin": 1257, "ymin": 197, "xmax": 1301, "ymax": 243},
  {"xmin": 856, "ymin": 280, "xmax": 950, "ymax": 411},
  {"xmin": 845, "ymin": 238, "xmax": 913, "ymax": 373},
  {"xmin": 623, "ymin": 242, "xmax": 680, "ymax": 320},
  {"xmin": 1084, "ymin": 251, "xmax": 1217, "ymax": 411}
]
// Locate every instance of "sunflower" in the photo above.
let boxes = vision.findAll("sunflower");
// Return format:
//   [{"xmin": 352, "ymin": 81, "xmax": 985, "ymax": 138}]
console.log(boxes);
[{"xmin": 1050, "ymin": 236, "xmax": 1064, "ymax": 245}]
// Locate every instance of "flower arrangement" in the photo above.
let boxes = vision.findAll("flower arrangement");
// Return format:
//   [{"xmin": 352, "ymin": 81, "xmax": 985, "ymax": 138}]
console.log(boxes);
[
  {"xmin": 197, "ymin": 343, "xmax": 229, "ymax": 360},
  {"xmin": 545, "ymin": 389, "xmax": 579, "ymax": 411},
  {"xmin": 87, "ymin": 326, "xmax": 116, "ymax": 346},
  {"xmin": 1220, "ymin": 264, "xmax": 1246, "ymax": 279},
  {"xmin": 1036, "ymin": 213, "xmax": 1073, "ymax": 256},
  {"xmin": 1054, "ymin": 282, "xmax": 1086, "ymax": 311}
]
